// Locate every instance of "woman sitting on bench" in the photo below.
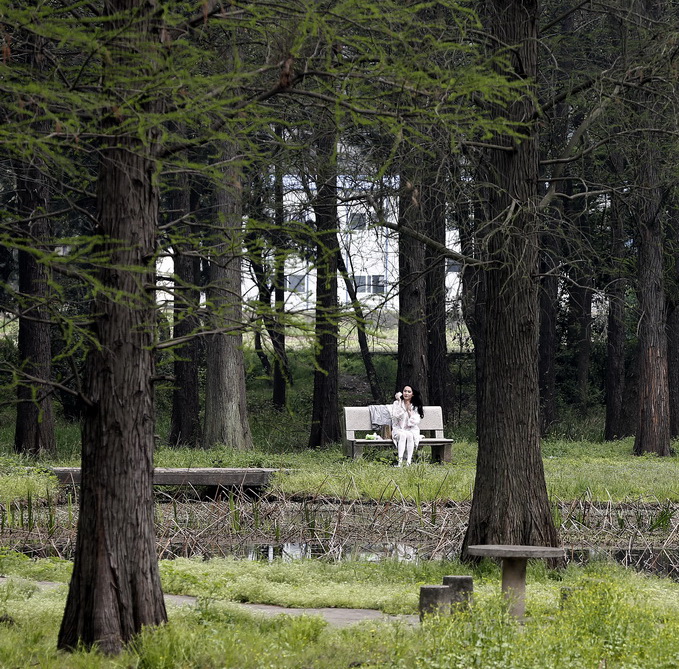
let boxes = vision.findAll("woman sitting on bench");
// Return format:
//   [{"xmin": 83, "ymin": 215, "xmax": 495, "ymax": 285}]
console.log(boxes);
[{"xmin": 392, "ymin": 386, "xmax": 424, "ymax": 466}]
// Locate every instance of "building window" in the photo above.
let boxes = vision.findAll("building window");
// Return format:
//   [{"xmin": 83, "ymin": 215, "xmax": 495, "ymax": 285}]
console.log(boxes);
[
  {"xmin": 446, "ymin": 258, "xmax": 462, "ymax": 274},
  {"xmin": 286, "ymin": 274, "xmax": 306, "ymax": 293},
  {"xmin": 371, "ymin": 275, "xmax": 385, "ymax": 294},
  {"xmin": 354, "ymin": 275, "xmax": 368, "ymax": 293},
  {"xmin": 348, "ymin": 212, "xmax": 368, "ymax": 230}
]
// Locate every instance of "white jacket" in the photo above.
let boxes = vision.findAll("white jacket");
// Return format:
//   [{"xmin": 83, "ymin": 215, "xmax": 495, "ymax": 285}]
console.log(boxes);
[{"xmin": 391, "ymin": 398, "xmax": 422, "ymax": 445}]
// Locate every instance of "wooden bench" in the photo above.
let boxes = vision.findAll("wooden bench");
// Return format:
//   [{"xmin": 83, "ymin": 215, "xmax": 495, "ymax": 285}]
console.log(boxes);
[
  {"xmin": 342, "ymin": 405, "xmax": 453, "ymax": 463},
  {"xmin": 51, "ymin": 467, "xmax": 278, "ymax": 488}
]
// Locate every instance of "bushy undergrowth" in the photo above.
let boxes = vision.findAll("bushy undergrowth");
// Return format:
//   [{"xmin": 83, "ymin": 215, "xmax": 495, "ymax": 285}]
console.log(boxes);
[{"xmin": 1, "ymin": 558, "xmax": 679, "ymax": 667}]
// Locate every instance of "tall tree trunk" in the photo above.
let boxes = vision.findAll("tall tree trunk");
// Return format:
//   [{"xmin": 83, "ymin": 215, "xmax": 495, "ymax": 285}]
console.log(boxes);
[
  {"xmin": 308, "ymin": 121, "xmax": 341, "ymax": 447},
  {"xmin": 667, "ymin": 200, "xmax": 679, "ymax": 438},
  {"xmin": 203, "ymin": 161, "xmax": 253, "ymax": 450},
  {"xmin": 271, "ymin": 252, "xmax": 290, "ymax": 409},
  {"xmin": 462, "ymin": 0, "xmax": 559, "ymax": 557},
  {"xmin": 12, "ymin": 30, "xmax": 55, "ymax": 457},
  {"xmin": 565, "ymin": 196, "xmax": 593, "ymax": 410},
  {"xmin": 396, "ymin": 168, "xmax": 429, "ymax": 398},
  {"xmin": 169, "ymin": 178, "xmax": 202, "ymax": 448},
  {"xmin": 604, "ymin": 193, "xmax": 628, "ymax": 440},
  {"xmin": 538, "ymin": 225, "xmax": 559, "ymax": 435},
  {"xmin": 423, "ymin": 172, "xmax": 449, "ymax": 411},
  {"xmin": 271, "ymin": 125, "xmax": 290, "ymax": 409},
  {"xmin": 13, "ymin": 157, "xmax": 55, "ymax": 456},
  {"xmin": 460, "ymin": 199, "xmax": 486, "ymax": 431},
  {"xmin": 58, "ymin": 2, "xmax": 166, "ymax": 651},
  {"xmin": 634, "ymin": 156, "xmax": 670, "ymax": 455}
]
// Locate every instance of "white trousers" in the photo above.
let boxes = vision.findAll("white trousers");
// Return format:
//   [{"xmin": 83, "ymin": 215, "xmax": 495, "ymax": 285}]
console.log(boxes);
[{"xmin": 394, "ymin": 430, "xmax": 417, "ymax": 465}]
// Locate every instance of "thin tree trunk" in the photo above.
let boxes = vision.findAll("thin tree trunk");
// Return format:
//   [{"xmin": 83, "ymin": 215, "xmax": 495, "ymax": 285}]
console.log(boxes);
[
  {"xmin": 271, "ymin": 125, "xmax": 290, "ymax": 409},
  {"xmin": 12, "ymin": 31, "xmax": 55, "ymax": 457},
  {"xmin": 460, "ymin": 200, "xmax": 485, "ymax": 431},
  {"xmin": 668, "ymin": 200, "xmax": 679, "ymax": 438},
  {"xmin": 538, "ymin": 231, "xmax": 559, "ymax": 435},
  {"xmin": 604, "ymin": 194, "xmax": 628, "ymax": 440},
  {"xmin": 564, "ymin": 195, "xmax": 593, "ymax": 410},
  {"xmin": 13, "ymin": 157, "xmax": 55, "ymax": 456},
  {"xmin": 308, "ymin": 122, "xmax": 341, "ymax": 447},
  {"xmin": 423, "ymin": 173, "xmax": 449, "ymax": 411},
  {"xmin": 272, "ymin": 253, "xmax": 290, "ymax": 409},
  {"xmin": 338, "ymin": 251, "xmax": 384, "ymax": 402},
  {"xmin": 169, "ymin": 175, "xmax": 202, "ymax": 448},
  {"xmin": 58, "ymin": 3, "xmax": 167, "ymax": 648}
]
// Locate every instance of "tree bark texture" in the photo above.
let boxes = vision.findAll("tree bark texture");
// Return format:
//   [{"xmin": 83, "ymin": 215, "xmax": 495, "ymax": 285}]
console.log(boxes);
[
  {"xmin": 462, "ymin": 0, "xmax": 560, "ymax": 557},
  {"xmin": 58, "ymin": 10, "xmax": 167, "ymax": 647},
  {"xmin": 13, "ymin": 155, "xmax": 56, "ymax": 456},
  {"xmin": 308, "ymin": 124, "xmax": 341, "ymax": 447},
  {"xmin": 634, "ymin": 156, "xmax": 670, "ymax": 455},
  {"xmin": 169, "ymin": 177, "xmax": 202, "ymax": 448},
  {"xmin": 396, "ymin": 168, "xmax": 429, "ymax": 399},
  {"xmin": 58, "ymin": 2, "xmax": 167, "ymax": 652},
  {"xmin": 667, "ymin": 202, "xmax": 679, "ymax": 438},
  {"xmin": 203, "ymin": 163, "xmax": 253, "ymax": 450},
  {"xmin": 423, "ymin": 173, "xmax": 449, "ymax": 411}
]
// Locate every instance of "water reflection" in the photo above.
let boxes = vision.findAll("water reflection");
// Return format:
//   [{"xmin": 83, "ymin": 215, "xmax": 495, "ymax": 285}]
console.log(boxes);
[{"xmin": 242, "ymin": 542, "xmax": 421, "ymax": 563}]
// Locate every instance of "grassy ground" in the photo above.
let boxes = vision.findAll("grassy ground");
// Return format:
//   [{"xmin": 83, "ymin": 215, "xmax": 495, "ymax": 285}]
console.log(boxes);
[
  {"xmin": 1, "ymin": 556, "xmax": 679, "ymax": 667},
  {"xmin": 3, "ymin": 437, "xmax": 679, "ymax": 510}
]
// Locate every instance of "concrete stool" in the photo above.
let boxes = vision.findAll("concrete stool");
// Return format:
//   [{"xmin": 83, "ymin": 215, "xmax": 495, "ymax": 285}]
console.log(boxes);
[
  {"xmin": 442, "ymin": 575, "xmax": 474, "ymax": 607},
  {"xmin": 419, "ymin": 585, "xmax": 453, "ymax": 620}
]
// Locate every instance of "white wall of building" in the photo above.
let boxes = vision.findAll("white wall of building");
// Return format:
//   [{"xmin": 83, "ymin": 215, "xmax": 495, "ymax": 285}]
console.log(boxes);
[{"xmin": 241, "ymin": 175, "xmax": 462, "ymax": 316}]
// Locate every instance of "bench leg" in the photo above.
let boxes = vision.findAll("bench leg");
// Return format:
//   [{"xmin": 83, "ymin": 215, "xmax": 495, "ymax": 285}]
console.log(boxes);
[
  {"xmin": 430, "ymin": 443, "xmax": 452, "ymax": 464},
  {"xmin": 343, "ymin": 442, "xmax": 364, "ymax": 459}
]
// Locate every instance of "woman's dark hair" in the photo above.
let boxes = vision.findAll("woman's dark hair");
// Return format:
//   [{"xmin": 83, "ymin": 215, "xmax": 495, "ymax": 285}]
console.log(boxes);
[{"xmin": 411, "ymin": 388, "xmax": 424, "ymax": 419}]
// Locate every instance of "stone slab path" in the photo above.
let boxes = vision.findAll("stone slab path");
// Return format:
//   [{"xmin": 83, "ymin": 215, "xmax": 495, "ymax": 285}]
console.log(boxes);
[{"xmin": 1, "ymin": 577, "xmax": 419, "ymax": 628}]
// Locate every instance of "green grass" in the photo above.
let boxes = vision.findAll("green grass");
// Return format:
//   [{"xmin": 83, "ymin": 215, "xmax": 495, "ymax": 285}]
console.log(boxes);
[
  {"xmin": 0, "ymin": 456, "xmax": 59, "ymax": 509},
  {"xmin": 4, "ymin": 434, "xmax": 679, "ymax": 504},
  {"xmin": 1, "ymin": 557, "xmax": 679, "ymax": 667}
]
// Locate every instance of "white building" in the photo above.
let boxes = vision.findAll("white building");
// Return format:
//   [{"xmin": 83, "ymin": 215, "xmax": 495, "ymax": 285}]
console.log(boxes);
[{"xmin": 241, "ymin": 175, "xmax": 462, "ymax": 316}]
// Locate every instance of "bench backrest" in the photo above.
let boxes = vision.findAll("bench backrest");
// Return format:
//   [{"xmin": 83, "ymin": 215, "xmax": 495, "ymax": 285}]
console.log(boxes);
[{"xmin": 343, "ymin": 405, "xmax": 446, "ymax": 441}]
